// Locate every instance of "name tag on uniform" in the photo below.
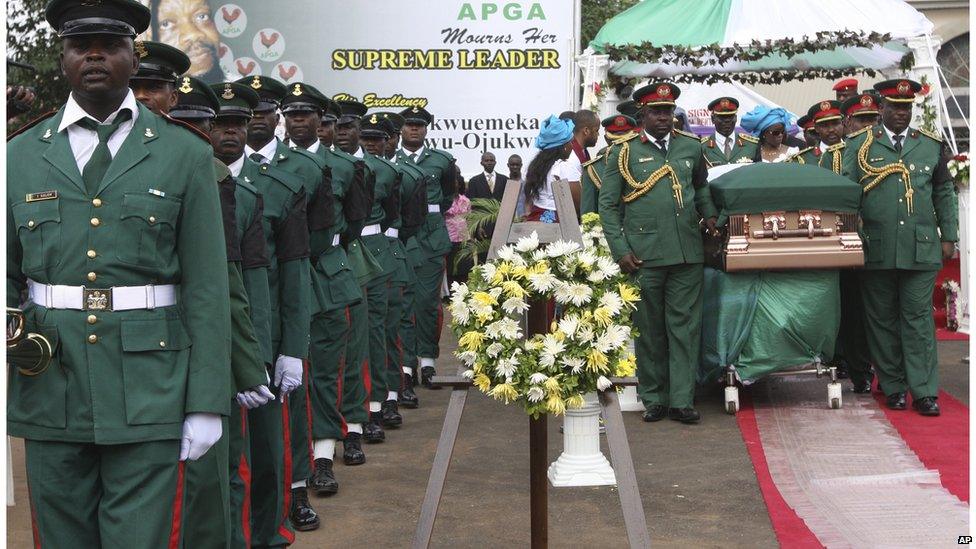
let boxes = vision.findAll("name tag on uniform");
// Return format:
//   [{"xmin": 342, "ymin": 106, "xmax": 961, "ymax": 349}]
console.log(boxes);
[
  {"xmin": 26, "ymin": 190, "xmax": 57, "ymax": 202},
  {"xmin": 148, "ymin": 188, "xmax": 166, "ymax": 197},
  {"xmin": 870, "ymin": 157, "xmax": 885, "ymax": 162},
  {"xmin": 638, "ymin": 157, "xmax": 654, "ymax": 163}
]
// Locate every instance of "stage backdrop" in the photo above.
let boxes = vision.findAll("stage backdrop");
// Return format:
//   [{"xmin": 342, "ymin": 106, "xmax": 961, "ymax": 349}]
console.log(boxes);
[{"xmin": 139, "ymin": 0, "xmax": 579, "ymax": 174}]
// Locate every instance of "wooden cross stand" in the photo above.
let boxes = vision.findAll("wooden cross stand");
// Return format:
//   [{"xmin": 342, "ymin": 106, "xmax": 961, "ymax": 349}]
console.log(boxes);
[{"xmin": 412, "ymin": 181, "xmax": 651, "ymax": 548}]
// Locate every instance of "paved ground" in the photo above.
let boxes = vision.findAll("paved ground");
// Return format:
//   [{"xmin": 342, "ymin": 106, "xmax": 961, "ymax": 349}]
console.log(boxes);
[{"xmin": 6, "ymin": 329, "xmax": 968, "ymax": 548}]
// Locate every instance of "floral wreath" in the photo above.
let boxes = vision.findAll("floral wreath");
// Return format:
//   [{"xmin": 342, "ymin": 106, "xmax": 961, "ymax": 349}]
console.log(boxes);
[{"xmin": 449, "ymin": 213, "xmax": 640, "ymax": 417}]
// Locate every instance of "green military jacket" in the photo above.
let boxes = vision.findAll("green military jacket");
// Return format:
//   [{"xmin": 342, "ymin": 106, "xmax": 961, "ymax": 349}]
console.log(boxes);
[
  {"xmin": 701, "ymin": 132, "xmax": 758, "ymax": 167},
  {"xmin": 580, "ymin": 151, "xmax": 608, "ymax": 215},
  {"xmin": 361, "ymin": 150, "xmax": 402, "ymax": 280},
  {"xmin": 842, "ymin": 125, "xmax": 958, "ymax": 271},
  {"xmin": 396, "ymin": 147, "xmax": 455, "ymax": 260},
  {"xmin": 599, "ymin": 129, "xmax": 719, "ymax": 267},
  {"xmin": 392, "ymin": 159, "xmax": 430, "ymax": 282},
  {"xmin": 239, "ymin": 158, "xmax": 311, "ymax": 360},
  {"xmin": 232, "ymin": 172, "xmax": 274, "ymax": 367},
  {"xmin": 6, "ymin": 103, "xmax": 231, "ymax": 444},
  {"xmin": 788, "ymin": 142, "xmax": 846, "ymax": 174}
]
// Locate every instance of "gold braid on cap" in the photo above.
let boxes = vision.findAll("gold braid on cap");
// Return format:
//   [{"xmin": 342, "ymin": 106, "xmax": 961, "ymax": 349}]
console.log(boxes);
[
  {"xmin": 857, "ymin": 131, "xmax": 914, "ymax": 214},
  {"xmin": 617, "ymin": 141, "xmax": 683, "ymax": 208}
]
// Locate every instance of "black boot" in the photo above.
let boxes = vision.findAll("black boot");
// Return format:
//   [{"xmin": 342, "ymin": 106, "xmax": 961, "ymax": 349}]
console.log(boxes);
[
  {"xmin": 400, "ymin": 375, "xmax": 419, "ymax": 408},
  {"xmin": 421, "ymin": 365, "xmax": 440, "ymax": 389},
  {"xmin": 289, "ymin": 487, "xmax": 320, "ymax": 531},
  {"xmin": 343, "ymin": 432, "xmax": 366, "ymax": 464},
  {"xmin": 364, "ymin": 413, "xmax": 386, "ymax": 443},
  {"xmin": 382, "ymin": 399, "xmax": 403, "ymax": 428},
  {"xmin": 309, "ymin": 458, "xmax": 339, "ymax": 496}
]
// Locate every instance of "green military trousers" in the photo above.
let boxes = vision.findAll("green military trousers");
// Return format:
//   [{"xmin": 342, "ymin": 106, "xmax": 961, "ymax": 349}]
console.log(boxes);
[
  {"xmin": 631, "ymin": 263, "xmax": 704, "ymax": 409},
  {"xmin": 837, "ymin": 270, "xmax": 873, "ymax": 386},
  {"xmin": 398, "ymin": 237, "xmax": 422, "ymax": 378},
  {"xmin": 385, "ymin": 236, "xmax": 412, "ymax": 393},
  {"xmin": 183, "ymin": 415, "xmax": 231, "ymax": 549},
  {"xmin": 248, "ymin": 399, "xmax": 294, "ymax": 548},
  {"xmin": 413, "ymin": 254, "xmax": 447, "ymax": 360},
  {"xmin": 345, "ymin": 297, "xmax": 371, "ymax": 420},
  {"xmin": 366, "ymin": 275, "xmax": 393, "ymax": 404},
  {"xmin": 227, "ymin": 405, "xmax": 251, "ymax": 548},
  {"xmin": 859, "ymin": 269, "xmax": 939, "ymax": 399},
  {"xmin": 25, "ymin": 439, "xmax": 182, "ymax": 548},
  {"xmin": 310, "ymin": 306, "xmax": 354, "ymax": 439},
  {"xmin": 288, "ymin": 361, "xmax": 314, "ymax": 485}
]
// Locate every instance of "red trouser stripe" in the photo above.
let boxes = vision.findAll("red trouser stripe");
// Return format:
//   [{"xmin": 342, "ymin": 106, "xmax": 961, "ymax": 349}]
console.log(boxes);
[
  {"xmin": 168, "ymin": 461, "xmax": 186, "ymax": 549},
  {"xmin": 239, "ymin": 406, "xmax": 252, "ymax": 548},
  {"xmin": 27, "ymin": 476, "xmax": 41, "ymax": 549},
  {"xmin": 303, "ymin": 359, "xmax": 314, "ymax": 469},
  {"xmin": 278, "ymin": 397, "xmax": 296, "ymax": 544}
]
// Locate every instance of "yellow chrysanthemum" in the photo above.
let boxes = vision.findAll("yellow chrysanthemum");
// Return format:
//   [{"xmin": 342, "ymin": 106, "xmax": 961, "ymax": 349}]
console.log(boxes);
[
  {"xmin": 552, "ymin": 329, "xmax": 566, "ymax": 342},
  {"xmin": 546, "ymin": 394, "xmax": 567, "ymax": 415},
  {"xmin": 565, "ymin": 394, "xmax": 585, "ymax": 409},
  {"xmin": 593, "ymin": 307, "xmax": 613, "ymax": 327},
  {"xmin": 615, "ymin": 353, "xmax": 637, "ymax": 377},
  {"xmin": 587, "ymin": 348, "xmax": 609, "ymax": 372},
  {"xmin": 543, "ymin": 376, "xmax": 562, "ymax": 395},
  {"xmin": 581, "ymin": 212, "xmax": 600, "ymax": 225},
  {"xmin": 473, "ymin": 373, "xmax": 491, "ymax": 392},
  {"xmin": 530, "ymin": 260, "xmax": 550, "ymax": 274},
  {"xmin": 489, "ymin": 383, "xmax": 518, "ymax": 403},
  {"xmin": 511, "ymin": 265, "xmax": 529, "ymax": 280},
  {"xmin": 618, "ymin": 283, "xmax": 640, "ymax": 306},
  {"xmin": 471, "ymin": 291, "xmax": 497, "ymax": 307},
  {"xmin": 501, "ymin": 280, "xmax": 527, "ymax": 299},
  {"xmin": 458, "ymin": 331, "xmax": 484, "ymax": 352}
]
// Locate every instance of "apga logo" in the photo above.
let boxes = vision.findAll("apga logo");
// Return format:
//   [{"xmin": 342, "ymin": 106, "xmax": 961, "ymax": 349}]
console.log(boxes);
[
  {"xmin": 214, "ymin": 3, "xmax": 247, "ymax": 38},
  {"xmin": 252, "ymin": 28, "xmax": 285, "ymax": 62},
  {"xmin": 273, "ymin": 62, "xmax": 303, "ymax": 84},
  {"xmin": 217, "ymin": 42, "xmax": 235, "ymax": 75},
  {"xmin": 234, "ymin": 56, "xmax": 262, "ymax": 77}
]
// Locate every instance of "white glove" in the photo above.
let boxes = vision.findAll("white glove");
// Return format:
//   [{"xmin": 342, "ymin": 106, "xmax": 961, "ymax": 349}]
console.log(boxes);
[
  {"xmin": 180, "ymin": 412, "xmax": 223, "ymax": 461},
  {"xmin": 274, "ymin": 355, "xmax": 303, "ymax": 400},
  {"xmin": 236, "ymin": 385, "xmax": 275, "ymax": 409}
]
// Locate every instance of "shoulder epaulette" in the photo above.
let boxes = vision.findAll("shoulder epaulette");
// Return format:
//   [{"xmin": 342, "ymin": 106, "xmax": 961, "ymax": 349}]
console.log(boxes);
[
  {"xmin": 212, "ymin": 158, "xmax": 231, "ymax": 182},
  {"xmin": 582, "ymin": 154, "xmax": 605, "ymax": 168},
  {"xmin": 427, "ymin": 148, "xmax": 456, "ymax": 163},
  {"xmin": 162, "ymin": 114, "xmax": 211, "ymax": 144},
  {"xmin": 826, "ymin": 142, "xmax": 846, "ymax": 152},
  {"xmin": 235, "ymin": 177, "xmax": 259, "ymax": 196},
  {"xmin": 7, "ymin": 109, "xmax": 57, "ymax": 142},
  {"xmin": 617, "ymin": 132, "xmax": 640, "ymax": 144},
  {"xmin": 257, "ymin": 162, "xmax": 303, "ymax": 194},
  {"xmin": 700, "ymin": 135, "xmax": 709, "ymax": 143},
  {"xmin": 288, "ymin": 146, "xmax": 326, "ymax": 167},
  {"xmin": 738, "ymin": 133, "xmax": 759, "ymax": 143},
  {"xmin": 917, "ymin": 128, "xmax": 943, "ymax": 143},
  {"xmin": 788, "ymin": 147, "xmax": 815, "ymax": 163},
  {"xmin": 845, "ymin": 126, "xmax": 872, "ymax": 140},
  {"xmin": 671, "ymin": 128, "xmax": 698, "ymax": 140}
]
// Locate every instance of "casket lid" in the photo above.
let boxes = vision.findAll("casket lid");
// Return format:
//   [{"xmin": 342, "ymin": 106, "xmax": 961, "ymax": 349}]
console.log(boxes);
[{"xmin": 709, "ymin": 163, "xmax": 860, "ymax": 221}]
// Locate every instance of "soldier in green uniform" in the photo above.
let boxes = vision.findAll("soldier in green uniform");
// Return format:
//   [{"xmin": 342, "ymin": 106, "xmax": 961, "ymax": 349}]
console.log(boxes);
[
  {"xmin": 842, "ymin": 78, "xmax": 957, "ymax": 416},
  {"xmin": 700, "ymin": 96, "xmax": 759, "ymax": 167},
  {"xmin": 580, "ymin": 114, "xmax": 637, "ymax": 215},
  {"xmin": 336, "ymin": 101, "xmax": 408, "ymax": 436},
  {"xmin": 210, "ymin": 81, "xmax": 314, "ymax": 540},
  {"xmin": 280, "ymin": 84, "xmax": 374, "ymax": 465},
  {"xmin": 841, "ymin": 92, "xmax": 881, "ymax": 135},
  {"xmin": 396, "ymin": 106, "xmax": 457, "ymax": 388},
  {"xmin": 598, "ymin": 82, "xmax": 720, "ymax": 425},
  {"xmin": 7, "ymin": 1, "xmax": 231, "ymax": 546},
  {"xmin": 789, "ymin": 100, "xmax": 846, "ymax": 172},
  {"xmin": 377, "ymin": 111, "xmax": 406, "ymax": 160}
]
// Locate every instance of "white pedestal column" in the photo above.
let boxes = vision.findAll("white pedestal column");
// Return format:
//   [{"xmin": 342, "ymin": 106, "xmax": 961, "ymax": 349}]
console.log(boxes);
[
  {"xmin": 548, "ymin": 393, "xmax": 616, "ymax": 487},
  {"xmin": 958, "ymin": 188, "xmax": 970, "ymax": 333},
  {"xmin": 618, "ymin": 339, "xmax": 644, "ymax": 411}
]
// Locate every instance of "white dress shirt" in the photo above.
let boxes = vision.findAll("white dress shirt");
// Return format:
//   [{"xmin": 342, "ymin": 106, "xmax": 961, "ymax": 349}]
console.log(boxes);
[
  {"xmin": 353, "ymin": 147, "xmax": 364, "ymax": 159},
  {"xmin": 643, "ymin": 131, "xmax": 671, "ymax": 152},
  {"xmin": 714, "ymin": 131, "xmax": 734, "ymax": 154},
  {"xmin": 244, "ymin": 139, "xmax": 278, "ymax": 164},
  {"xmin": 819, "ymin": 141, "xmax": 831, "ymax": 154},
  {"xmin": 883, "ymin": 125, "xmax": 909, "ymax": 149},
  {"xmin": 58, "ymin": 90, "xmax": 140, "ymax": 173},
  {"xmin": 400, "ymin": 146, "xmax": 425, "ymax": 161},
  {"xmin": 227, "ymin": 154, "xmax": 246, "ymax": 178}
]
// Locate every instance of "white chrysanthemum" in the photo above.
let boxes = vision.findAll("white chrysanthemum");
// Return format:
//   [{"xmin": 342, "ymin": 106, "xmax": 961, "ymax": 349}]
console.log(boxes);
[
  {"xmin": 450, "ymin": 281, "xmax": 469, "ymax": 300},
  {"xmin": 495, "ymin": 357, "xmax": 518, "ymax": 378},
  {"xmin": 599, "ymin": 291, "xmax": 624, "ymax": 316},
  {"xmin": 486, "ymin": 342, "xmax": 504, "ymax": 358},
  {"xmin": 595, "ymin": 324, "xmax": 631, "ymax": 353},
  {"xmin": 486, "ymin": 317, "xmax": 522, "ymax": 340},
  {"xmin": 587, "ymin": 268, "xmax": 609, "ymax": 283},
  {"xmin": 488, "ymin": 286, "xmax": 504, "ymax": 299},
  {"xmin": 480, "ymin": 263, "xmax": 497, "ymax": 282},
  {"xmin": 558, "ymin": 315, "xmax": 580, "ymax": 339},
  {"xmin": 596, "ymin": 256, "xmax": 619, "ymax": 276},
  {"xmin": 554, "ymin": 282, "xmax": 592, "ymax": 306},
  {"xmin": 546, "ymin": 240, "xmax": 580, "ymax": 258},
  {"xmin": 457, "ymin": 351, "xmax": 478, "ymax": 366},
  {"xmin": 461, "ymin": 369, "xmax": 475, "ymax": 380},
  {"xmin": 597, "ymin": 375, "xmax": 613, "ymax": 391},
  {"xmin": 577, "ymin": 324, "xmax": 596, "ymax": 343},
  {"xmin": 539, "ymin": 336, "xmax": 565, "ymax": 368},
  {"xmin": 515, "ymin": 231, "xmax": 540, "ymax": 252},
  {"xmin": 467, "ymin": 297, "xmax": 493, "ymax": 319},
  {"xmin": 527, "ymin": 270, "xmax": 558, "ymax": 293},
  {"xmin": 527, "ymin": 386, "xmax": 545, "ymax": 402},
  {"xmin": 529, "ymin": 372, "xmax": 548, "ymax": 384},
  {"xmin": 576, "ymin": 249, "xmax": 597, "ymax": 269},
  {"xmin": 561, "ymin": 356, "xmax": 585, "ymax": 374},
  {"xmin": 531, "ymin": 249, "xmax": 548, "ymax": 262},
  {"xmin": 496, "ymin": 246, "xmax": 518, "ymax": 262},
  {"xmin": 502, "ymin": 296, "xmax": 530, "ymax": 315},
  {"xmin": 450, "ymin": 302, "xmax": 471, "ymax": 325}
]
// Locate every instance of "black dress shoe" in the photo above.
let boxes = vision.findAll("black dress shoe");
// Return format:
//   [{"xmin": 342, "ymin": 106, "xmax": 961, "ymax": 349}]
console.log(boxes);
[
  {"xmin": 289, "ymin": 487, "xmax": 320, "ymax": 531},
  {"xmin": 642, "ymin": 404, "xmax": 667, "ymax": 422},
  {"xmin": 400, "ymin": 376, "xmax": 419, "ymax": 408},
  {"xmin": 852, "ymin": 378, "xmax": 873, "ymax": 394},
  {"xmin": 421, "ymin": 366, "xmax": 441, "ymax": 389},
  {"xmin": 343, "ymin": 432, "xmax": 366, "ymax": 465},
  {"xmin": 363, "ymin": 413, "xmax": 385, "ymax": 443},
  {"xmin": 834, "ymin": 363, "xmax": 850, "ymax": 379},
  {"xmin": 668, "ymin": 407, "xmax": 701, "ymax": 424},
  {"xmin": 309, "ymin": 458, "xmax": 338, "ymax": 496},
  {"xmin": 912, "ymin": 396, "xmax": 940, "ymax": 416},
  {"xmin": 886, "ymin": 392, "xmax": 907, "ymax": 410},
  {"xmin": 381, "ymin": 399, "xmax": 403, "ymax": 428}
]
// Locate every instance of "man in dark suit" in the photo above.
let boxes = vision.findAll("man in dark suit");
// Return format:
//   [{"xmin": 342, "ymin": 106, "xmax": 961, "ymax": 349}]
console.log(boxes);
[{"xmin": 467, "ymin": 151, "xmax": 508, "ymax": 201}]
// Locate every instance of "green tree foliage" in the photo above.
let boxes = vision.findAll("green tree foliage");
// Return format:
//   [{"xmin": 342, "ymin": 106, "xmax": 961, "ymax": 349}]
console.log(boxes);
[
  {"xmin": 7, "ymin": 0, "xmax": 71, "ymax": 130},
  {"xmin": 580, "ymin": 0, "xmax": 639, "ymax": 51}
]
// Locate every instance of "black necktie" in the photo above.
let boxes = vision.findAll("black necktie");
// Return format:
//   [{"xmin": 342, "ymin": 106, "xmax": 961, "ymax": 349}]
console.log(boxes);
[
  {"xmin": 77, "ymin": 111, "xmax": 131, "ymax": 195},
  {"xmin": 655, "ymin": 139, "xmax": 667, "ymax": 155},
  {"xmin": 249, "ymin": 152, "xmax": 265, "ymax": 164},
  {"xmin": 893, "ymin": 135, "xmax": 903, "ymax": 153}
]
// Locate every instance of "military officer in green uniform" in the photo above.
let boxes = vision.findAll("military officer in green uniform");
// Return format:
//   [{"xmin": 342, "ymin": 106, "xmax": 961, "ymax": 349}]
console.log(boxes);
[
  {"xmin": 280, "ymin": 84, "xmax": 374, "ymax": 466},
  {"xmin": 842, "ymin": 78, "xmax": 957, "ymax": 416},
  {"xmin": 210, "ymin": 81, "xmax": 314, "ymax": 539},
  {"xmin": 580, "ymin": 114, "xmax": 637, "ymax": 215},
  {"xmin": 396, "ymin": 106, "xmax": 456, "ymax": 388},
  {"xmin": 841, "ymin": 92, "xmax": 881, "ymax": 135},
  {"xmin": 7, "ymin": 1, "xmax": 231, "ymax": 546},
  {"xmin": 789, "ymin": 100, "xmax": 846, "ymax": 172},
  {"xmin": 599, "ymin": 82, "xmax": 719, "ymax": 425},
  {"xmin": 376, "ymin": 111, "xmax": 406, "ymax": 160},
  {"xmin": 700, "ymin": 96, "xmax": 759, "ymax": 167}
]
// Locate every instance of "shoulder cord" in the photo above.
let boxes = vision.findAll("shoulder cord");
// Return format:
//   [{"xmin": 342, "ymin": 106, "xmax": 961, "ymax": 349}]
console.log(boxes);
[
  {"xmin": 586, "ymin": 163, "xmax": 603, "ymax": 190},
  {"xmin": 857, "ymin": 131, "xmax": 913, "ymax": 214},
  {"xmin": 617, "ymin": 141, "xmax": 683, "ymax": 208}
]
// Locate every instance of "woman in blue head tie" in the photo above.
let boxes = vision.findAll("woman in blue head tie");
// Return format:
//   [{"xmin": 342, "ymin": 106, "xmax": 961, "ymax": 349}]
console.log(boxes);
[
  {"xmin": 524, "ymin": 114, "xmax": 576, "ymax": 222},
  {"xmin": 740, "ymin": 105, "xmax": 799, "ymax": 163}
]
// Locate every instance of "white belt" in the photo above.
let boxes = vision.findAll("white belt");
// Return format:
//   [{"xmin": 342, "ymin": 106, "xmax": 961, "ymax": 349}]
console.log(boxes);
[
  {"xmin": 27, "ymin": 279, "xmax": 178, "ymax": 312},
  {"xmin": 360, "ymin": 224, "xmax": 382, "ymax": 236},
  {"xmin": 384, "ymin": 228, "xmax": 399, "ymax": 239},
  {"xmin": 427, "ymin": 205, "xmax": 441, "ymax": 213},
  {"xmin": 331, "ymin": 234, "xmax": 341, "ymax": 247}
]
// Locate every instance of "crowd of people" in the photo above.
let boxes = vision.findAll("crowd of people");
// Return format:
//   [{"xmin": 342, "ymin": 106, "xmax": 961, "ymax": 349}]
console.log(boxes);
[{"xmin": 4, "ymin": 1, "xmax": 960, "ymax": 548}]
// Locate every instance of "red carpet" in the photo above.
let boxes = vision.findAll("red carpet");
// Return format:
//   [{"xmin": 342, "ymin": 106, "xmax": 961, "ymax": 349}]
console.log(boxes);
[
  {"xmin": 933, "ymin": 257, "xmax": 966, "ymax": 340},
  {"xmin": 735, "ymin": 394, "xmax": 823, "ymax": 549},
  {"xmin": 874, "ymin": 388, "xmax": 970, "ymax": 503},
  {"xmin": 936, "ymin": 328, "xmax": 969, "ymax": 341}
]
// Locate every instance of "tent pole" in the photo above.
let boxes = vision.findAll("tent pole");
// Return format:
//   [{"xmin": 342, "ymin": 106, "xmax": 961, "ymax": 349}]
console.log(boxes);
[{"xmin": 922, "ymin": 34, "xmax": 958, "ymax": 154}]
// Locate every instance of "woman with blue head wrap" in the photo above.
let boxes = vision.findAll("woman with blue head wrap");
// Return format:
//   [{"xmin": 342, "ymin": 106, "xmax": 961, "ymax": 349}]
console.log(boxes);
[
  {"xmin": 524, "ymin": 115, "xmax": 577, "ymax": 222},
  {"xmin": 740, "ymin": 105, "xmax": 799, "ymax": 163}
]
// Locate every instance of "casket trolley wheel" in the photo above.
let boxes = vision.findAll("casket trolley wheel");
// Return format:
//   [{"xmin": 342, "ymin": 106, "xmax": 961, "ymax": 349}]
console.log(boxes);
[{"xmin": 724, "ymin": 368, "xmax": 739, "ymax": 415}]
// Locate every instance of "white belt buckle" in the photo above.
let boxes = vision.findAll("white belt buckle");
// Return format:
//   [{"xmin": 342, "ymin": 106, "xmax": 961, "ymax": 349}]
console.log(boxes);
[{"xmin": 83, "ymin": 288, "xmax": 113, "ymax": 311}]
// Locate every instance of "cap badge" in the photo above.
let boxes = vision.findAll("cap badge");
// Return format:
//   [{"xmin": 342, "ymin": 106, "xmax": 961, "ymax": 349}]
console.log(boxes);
[
  {"xmin": 656, "ymin": 84, "xmax": 670, "ymax": 98},
  {"xmin": 222, "ymin": 84, "xmax": 234, "ymax": 100},
  {"xmin": 179, "ymin": 77, "xmax": 193, "ymax": 94},
  {"xmin": 145, "ymin": 128, "xmax": 154, "ymax": 138},
  {"xmin": 719, "ymin": 98, "xmax": 731, "ymax": 109},
  {"xmin": 860, "ymin": 95, "xmax": 873, "ymax": 107},
  {"xmin": 369, "ymin": 114, "xmax": 378, "ymax": 124},
  {"xmin": 820, "ymin": 101, "xmax": 831, "ymax": 112},
  {"xmin": 614, "ymin": 116, "xmax": 625, "ymax": 126},
  {"xmin": 134, "ymin": 41, "xmax": 148, "ymax": 58},
  {"xmin": 897, "ymin": 81, "xmax": 911, "ymax": 94},
  {"xmin": 292, "ymin": 84, "xmax": 303, "ymax": 96},
  {"xmin": 251, "ymin": 76, "xmax": 262, "ymax": 90}
]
